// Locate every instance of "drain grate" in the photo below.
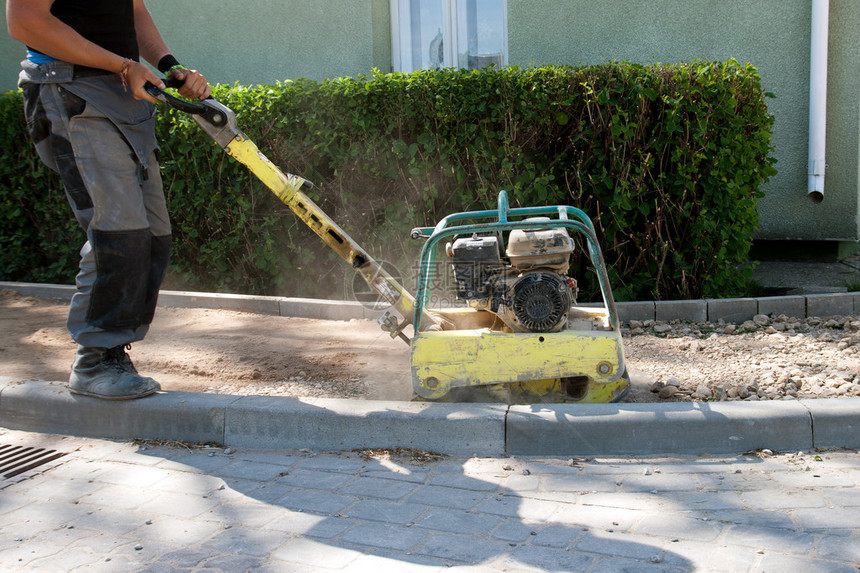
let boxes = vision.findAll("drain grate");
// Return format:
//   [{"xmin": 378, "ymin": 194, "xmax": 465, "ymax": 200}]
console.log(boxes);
[{"xmin": 0, "ymin": 444, "xmax": 68, "ymax": 487}]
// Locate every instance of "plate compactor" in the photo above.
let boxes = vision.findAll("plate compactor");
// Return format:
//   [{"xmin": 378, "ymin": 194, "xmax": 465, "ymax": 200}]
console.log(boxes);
[{"xmin": 147, "ymin": 83, "xmax": 630, "ymax": 404}]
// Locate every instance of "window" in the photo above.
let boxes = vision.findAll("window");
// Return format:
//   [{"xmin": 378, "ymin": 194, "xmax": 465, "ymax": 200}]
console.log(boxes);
[{"xmin": 391, "ymin": 0, "xmax": 507, "ymax": 73}]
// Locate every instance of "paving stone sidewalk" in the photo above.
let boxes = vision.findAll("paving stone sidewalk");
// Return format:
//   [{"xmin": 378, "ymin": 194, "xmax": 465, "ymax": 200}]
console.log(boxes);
[{"xmin": 1, "ymin": 428, "xmax": 858, "ymax": 572}]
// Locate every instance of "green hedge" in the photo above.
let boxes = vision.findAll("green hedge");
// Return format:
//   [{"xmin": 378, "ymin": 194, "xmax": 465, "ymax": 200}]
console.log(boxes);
[{"xmin": 0, "ymin": 60, "xmax": 776, "ymax": 301}]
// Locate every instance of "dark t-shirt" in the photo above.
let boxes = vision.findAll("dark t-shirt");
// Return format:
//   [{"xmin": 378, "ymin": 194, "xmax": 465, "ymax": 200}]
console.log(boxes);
[{"xmin": 34, "ymin": 0, "xmax": 139, "ymax": 61}]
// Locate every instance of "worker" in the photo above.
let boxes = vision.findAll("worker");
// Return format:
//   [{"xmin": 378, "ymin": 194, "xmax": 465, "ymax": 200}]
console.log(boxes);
[{"xmin": 6, "ymin": 0, "xmax": 210, "ymax": 400}]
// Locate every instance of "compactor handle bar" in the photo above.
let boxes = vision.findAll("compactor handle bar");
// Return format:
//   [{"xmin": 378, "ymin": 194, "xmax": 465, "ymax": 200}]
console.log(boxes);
[
  {"xmin": 144, "ymin": 78, "xmax": 210, "ymax": 115},
  {"xmin": 144, "ymin": 78, "xmax": 435, "ymax": 342},
  {"xmin": 143, "ymin": 80, "xmax": 246, "ymax": 151}
]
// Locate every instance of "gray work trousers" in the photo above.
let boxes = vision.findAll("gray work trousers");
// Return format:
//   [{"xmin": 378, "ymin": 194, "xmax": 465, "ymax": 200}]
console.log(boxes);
[{"xmin": 19, "ymin": 60, "xmax": 171, "ymax": 349}]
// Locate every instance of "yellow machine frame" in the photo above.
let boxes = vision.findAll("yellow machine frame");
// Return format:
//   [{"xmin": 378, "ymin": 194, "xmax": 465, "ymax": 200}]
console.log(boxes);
[
  {"xmin": 408, "ymin": 192, "xmax": 629, "ymax": 403},
  {"xmin": 147, "ymin": 84, "xmax": 629, "ymax": 404}
]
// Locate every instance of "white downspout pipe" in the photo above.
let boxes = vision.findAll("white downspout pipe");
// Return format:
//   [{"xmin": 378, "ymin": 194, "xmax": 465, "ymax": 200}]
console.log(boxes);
[{"xmin": 808, "ymin": 0, "xmax": 829, "ymax": 204}]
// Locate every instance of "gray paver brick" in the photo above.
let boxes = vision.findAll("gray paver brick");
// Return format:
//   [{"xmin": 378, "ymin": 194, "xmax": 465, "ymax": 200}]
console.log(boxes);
[
  {"xmin": 294, "ymin": 454, "xmax": 365, "ymax": 472},
  {"xmin": 76, "ymin": 483, "xmax": 159, "ymax": 510},
  {"xmin": 348, "ymin": 551, "xmax": 451, "ymax": 571},
  {"xmin": 792, "ymin": 506, "xmax": 860, "ymax": 530},
  {"xmin": 578, "ymin": 491, "xmax": 670, "ymax": 511},
  {"xmin": 345, "ymin": 499, "xmax": 427, "ymax": 524},
  {"xmin": 499, "ymin": 545, "xmax": 596, "ymax": 571},
  {"xmin": 23, "ymin": 524, "xmax": 93, "ymax": 548},
  {"xmin": 5, "ymin": 499, "xmax": 100, "ymax": 529},
  {"xmin": 659, "ymin": 539, "xmax": 759, "ymax": 572},
  {"xmin": 659, "ymin": 491, "xmax": 744, "ymax": 511},
  {"xmin": 632, "ymin": 513, "xmax": 722, "ymax": 542},
  {"xmin": 341, "ymin": 522, "xmax": 428, "ymax": 551},
  {"xmin": 216, "ymin": 460, "xmax": 297, "ymax": 481},
  {"xmin": 407, "ymin": 484, "xmax": 488, "ymax": 510},
  {"xmin": 757, "ymin": 553, "xmax": 857, "ymax": 573},
  {"xmin": 542, "ymin": 474, "xmax": 618, "ymax": 493},
  {"xmin": 531, "ymin": 524, "xmax": 582, "ymax": 548},
  {"xmin": 501, "ymin": 474, "xmax": 542, "ymax": 491},
  {"xmin": 278, "ymin": 489, "xmax": 356, "ymax": 515},
  {"xmin": 618, "ymin": 472, "xmax": 699, "ymax": 492},
  {"xmin": 415, "ymin": 509, "xmax": 502, "ymax": 535},
  {"xmin": 68, "ymin": 531, "xmax": 130, "ymax": 554},
  {"xmin": 27, "ymin": 546, "xmax": 104, "ymax": 571},
  {"xmin": 95, "ymin": 464, "xmax": 174, "ymax": 489},
  {"xmin": 476, "ymin": 494, "xmax": 560, "ymax": 521},
  {"xmin": 157, "ymin": 547, "xmax": 216, "ymax": 568},
  {"xmin": 241, "ymin": 483, "xmax": 293, "ymax": 504},
  {"xmin": 204, "ymin": 501, "xmax": 291, "ymax": 529},
  {"xmin": 491, "ymin": 520, "xmax": 538, "ymax": 543},
  {"xmin": 768, "ymin": 470, "xmax": 856, "ymax": 489},
  {"xmin": 739, "ymin": 488, "xmax": 828, "ymax": 510},
  {"xmin": 132, "ymin": 516, "xmax": 224, "ymax": 546},
  {"xmin": 575, "ymin": 531, "xmax": 672, "ymax": 561},
  {"xmin": 418, "ymin": 532, "xmax": 509, "ymax": 563},
  {"xmin": 550, "ymin": 503, "xmax": 641, "ymax": 532},
  {"xmin": 816, "ymin": 534, "xmax": 860, "ymax": 563},
  {"xmin": 823, "ymin": 487, "xmax": 860, "ymax": 506},
  {"xmin": 722, "ymin": 524, "xmax": 817, "ymax": 555},
  {"xmin": 157, "ymin": 452, "xmax": 235, "ymax": 474},
  {"xmin": 589, "ymin": 557, "xmax": 690, "ymax": 572},
  {"xmin": 362, "ymin": 468, "xmax": 429, "ymax": 483},
  {"xmin": 271, "ymin": 538, "xmax": 360, "ymax": 569},
  {"xmin": 428, "ymin": 471, "xmax": 500, "ymax": 491},
  {"xmin": 201, "ymin": 554, "xmax": 265, "ymax": 572},
  {"xmin": 276, "ymin": 468, "xmax": 353, "ymax": 490},
  {"xmin": 0, "ymin": 541, "xmax": 64, "ymax": 569},
  {"xmin": 137, "ymin": 490, "xmax": 223, "ymax": 519},
  {"xmin": 200, "ymin": 526, "xmax": 287, "ymax": 557},
  {"xmin": 701, "ymin": 508, "xmax": 796, "ymax": 530},
  {"xmin": 266, "ymin": 512, "xmax": 354, "ymax": 539},
  {"xmin": 0, "ymin": 490, "xmax": 35, "ymax": 513},
  {"xmin": 338, "ymin": 476, "xmax": 420, "ymax": 500},
  {"xmin": 14, "ymin": 474, "xmax": 105, "ymax": 501}
]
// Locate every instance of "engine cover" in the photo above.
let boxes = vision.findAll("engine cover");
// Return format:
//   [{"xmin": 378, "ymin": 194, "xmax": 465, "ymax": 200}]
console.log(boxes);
[
  {"xmin": 499, "ymin": 271, "xmax": 571, "ymax": 332},
  {"xmin": 506, "ymin": 224, "xmax": 574, "ymax": 271}
]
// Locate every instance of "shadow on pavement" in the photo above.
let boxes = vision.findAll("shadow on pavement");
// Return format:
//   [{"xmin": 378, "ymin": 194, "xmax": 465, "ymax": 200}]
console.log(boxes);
[{"xmin": 129, "ymin": 441, "xmax": 697, "ymax": 571}]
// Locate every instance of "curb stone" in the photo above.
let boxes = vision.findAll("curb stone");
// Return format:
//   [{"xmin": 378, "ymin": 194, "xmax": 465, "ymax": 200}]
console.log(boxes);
[
  {"xmin": 1, "ymin": 281, "xmax": 857, "ymax": 322},
  {"xmin": 2, "ymin": 377, "xmax": 858, "ymax": 456}
]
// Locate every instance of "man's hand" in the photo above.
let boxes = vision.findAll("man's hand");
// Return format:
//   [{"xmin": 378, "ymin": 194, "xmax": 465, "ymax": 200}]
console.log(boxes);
[
  {"xmin": 127, "ymin": 60, "xmax": 164, "ymax": 103},
  {"xmin": 168, "ymin": 67, "xmax": 211, "ymax": 100}
]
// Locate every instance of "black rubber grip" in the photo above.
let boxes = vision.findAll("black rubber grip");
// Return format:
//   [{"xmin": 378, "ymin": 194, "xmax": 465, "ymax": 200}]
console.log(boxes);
[{"xmin": 144, "ymin": 81, "xmax": 209, "ymax": 115}]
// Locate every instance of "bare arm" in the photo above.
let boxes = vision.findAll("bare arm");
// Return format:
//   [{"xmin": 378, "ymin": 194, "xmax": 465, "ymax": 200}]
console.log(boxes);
[
  {"xmin": 7, "ymin": 0, "xmax": 134, "ymax": 74},
  {"xmin": 134, "ymin": 0, "xmax": 210, "ymax": 100},
  {"xmin": 6, "ymin": 0, "xmax": 208, "ymax": 102},
  {"xmin": 133, "ymin": 0, "xmax": 170, "ymax": 66},
  {"xmin": 6, "ymin": 0, "xmax": 163, "ymax": 101}
]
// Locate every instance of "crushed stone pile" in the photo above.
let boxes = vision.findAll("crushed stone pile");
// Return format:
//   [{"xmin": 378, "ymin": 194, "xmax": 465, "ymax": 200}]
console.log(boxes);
[{"xmin": 623, "ymin": 313, "xmax": 860, "ymax": 403}]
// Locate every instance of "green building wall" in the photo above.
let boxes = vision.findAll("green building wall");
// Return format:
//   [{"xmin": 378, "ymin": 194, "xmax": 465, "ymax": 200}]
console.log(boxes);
[
  {"xmin": 1, "ymin": 0, "xmax": 858, "ymax": 243},
  {"xmin": 507, "ymin": 0, "xmax": 860, "ymax": 244}
]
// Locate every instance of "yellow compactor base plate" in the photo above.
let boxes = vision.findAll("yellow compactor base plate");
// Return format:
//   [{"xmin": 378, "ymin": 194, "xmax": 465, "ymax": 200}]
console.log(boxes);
[
  {"xmin": 415, "ymin": 375, "xmax": 630, "ymax": 404},
  {"xmin": 410, "ymin": 312, "xmax": 629, "ymax": 404}
]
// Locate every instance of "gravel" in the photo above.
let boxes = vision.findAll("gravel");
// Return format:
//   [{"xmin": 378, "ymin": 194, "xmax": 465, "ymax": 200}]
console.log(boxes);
[{"xmin": 623, "ymin": 313, "xmax": 860, "ymax": 402}]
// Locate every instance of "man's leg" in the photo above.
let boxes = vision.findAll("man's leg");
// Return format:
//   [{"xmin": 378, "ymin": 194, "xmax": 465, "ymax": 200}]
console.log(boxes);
[{"xmin": 34, "ymin": 81, "xmax": 169, "ymax": 399}]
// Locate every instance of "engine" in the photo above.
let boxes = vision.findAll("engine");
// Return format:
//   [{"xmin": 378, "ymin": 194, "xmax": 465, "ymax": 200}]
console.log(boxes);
[{"xmin": 447, "ymin": 220, "xmax": 577, "ymax": 333}]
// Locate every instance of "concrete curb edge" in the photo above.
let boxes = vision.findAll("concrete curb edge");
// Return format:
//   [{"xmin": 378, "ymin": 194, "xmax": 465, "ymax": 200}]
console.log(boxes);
[{"xmin": 2, "ymin": 378, "xmax": 858, "ymax": 456}]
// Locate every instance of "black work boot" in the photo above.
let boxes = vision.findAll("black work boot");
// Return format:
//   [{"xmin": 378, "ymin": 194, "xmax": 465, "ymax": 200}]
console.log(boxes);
[{"xmin": 69, "ymin": 345, "xmax": 160, "ymax": 400}]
